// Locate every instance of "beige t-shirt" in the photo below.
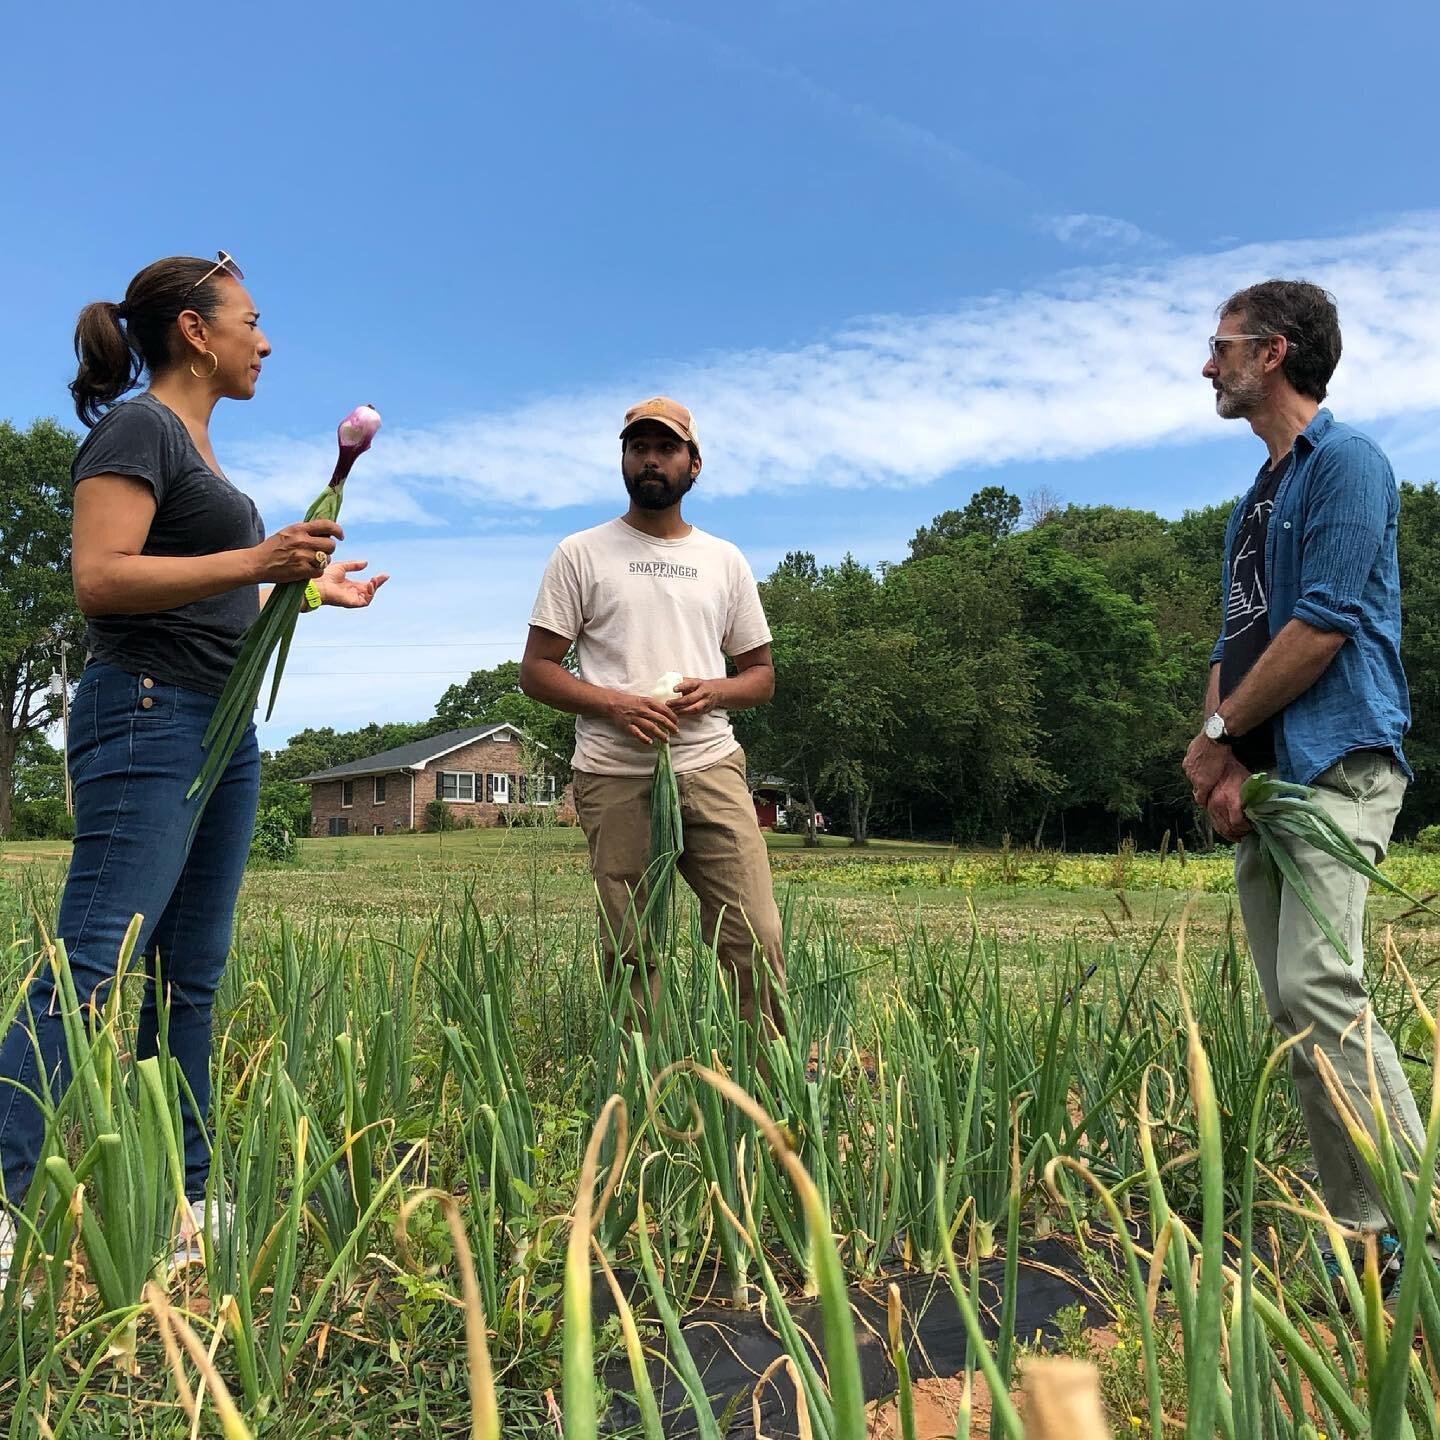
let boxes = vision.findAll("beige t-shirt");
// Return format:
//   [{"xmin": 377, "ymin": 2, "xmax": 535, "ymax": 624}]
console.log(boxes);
[{"xmin": 530, "ymin": 518, "xmax": 772, "ymax": 776}]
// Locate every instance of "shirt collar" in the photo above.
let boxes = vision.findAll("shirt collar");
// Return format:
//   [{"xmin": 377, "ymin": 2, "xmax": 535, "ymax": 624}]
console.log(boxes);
[{"xmin": 1296, "ymin": 407, "xmax": 1333, "ymax": 453}]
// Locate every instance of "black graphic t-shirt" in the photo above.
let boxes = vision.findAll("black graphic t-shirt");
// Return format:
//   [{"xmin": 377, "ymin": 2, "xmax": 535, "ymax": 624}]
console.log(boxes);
[{"xmin": 1219, "ymin": 454, "xmax": 1293, "ymax": 770}]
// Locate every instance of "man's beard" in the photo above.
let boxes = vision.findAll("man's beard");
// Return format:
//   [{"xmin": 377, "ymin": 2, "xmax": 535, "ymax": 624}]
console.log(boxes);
[
  {"xmin": 1215, "ymin": 367, "xmax": 1265, "ymax": 418},
  {"xmin": 625, "ymin": 470, "xmax": 690, "ymax": 511}
]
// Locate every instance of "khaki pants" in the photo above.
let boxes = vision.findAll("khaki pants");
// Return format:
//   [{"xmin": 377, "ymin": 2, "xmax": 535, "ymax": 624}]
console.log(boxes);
[
  {"xmin": 571, "ymin": 747, "xmax": 784, "ymax": 1031},
  {"xmin": 1235, "ymin": 750, "xmax": 1426, "ymax": 1232}
]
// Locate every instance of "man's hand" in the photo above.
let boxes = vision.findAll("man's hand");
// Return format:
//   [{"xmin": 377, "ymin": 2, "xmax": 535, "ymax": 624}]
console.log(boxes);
[
  {"xmin": 669, "ymin": 677, "xmax": 725, "ymax": 717},
  {"xmin": 1207, "ymin": 761, "xmax": 1253, "ymax": 842},
  {"xmin": 1183, "ymin": 732, "xmax": 1232, "ymax": 807},
  {"xmin": 605, "ymin": 690, "xmax": 680, "ymax": 745}
]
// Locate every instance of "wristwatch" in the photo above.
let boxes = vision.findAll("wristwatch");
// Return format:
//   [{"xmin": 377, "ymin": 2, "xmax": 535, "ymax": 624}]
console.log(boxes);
[{"xmin": 1203, "ymin": 712, "xmax": 1232, "ymax": 745}]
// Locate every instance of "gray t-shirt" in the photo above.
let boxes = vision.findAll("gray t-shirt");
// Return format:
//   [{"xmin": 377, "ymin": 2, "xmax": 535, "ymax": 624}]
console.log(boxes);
[{"xmin": 72, "ymin": 393, "xmax": 266, "ymax": 697}]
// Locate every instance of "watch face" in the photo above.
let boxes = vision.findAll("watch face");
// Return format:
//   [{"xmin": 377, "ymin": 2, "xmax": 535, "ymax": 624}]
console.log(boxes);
[{"xmin": 1205, "ymin": 715, "xmax": 1224, "ymax": 741}]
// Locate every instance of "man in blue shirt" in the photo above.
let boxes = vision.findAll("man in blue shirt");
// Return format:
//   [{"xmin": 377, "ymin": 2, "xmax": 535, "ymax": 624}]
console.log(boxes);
[{"xmin": 1183, "ymin": 279, "xmax": 1422, "ymax": 1277}]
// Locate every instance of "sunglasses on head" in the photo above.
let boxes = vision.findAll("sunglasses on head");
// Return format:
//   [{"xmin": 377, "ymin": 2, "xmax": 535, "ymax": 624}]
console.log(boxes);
[{"xmin": 186, "ymin": 251, "xmax": 244, "ymax": 296}]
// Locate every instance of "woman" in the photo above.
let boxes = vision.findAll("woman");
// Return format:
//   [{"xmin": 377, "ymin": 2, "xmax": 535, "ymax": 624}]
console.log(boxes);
[{"xmin": 0, "ymin": 253, "xmax": 387, "ymax": 1276}]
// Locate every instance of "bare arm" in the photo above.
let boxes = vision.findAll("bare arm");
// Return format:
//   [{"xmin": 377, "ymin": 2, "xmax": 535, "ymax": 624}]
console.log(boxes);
[
  {"xmin": 1214, "ymin": 618, "xmax": 1346, "ymax": 737},
  {"xmin": 71, "ymin": 473, "xmax": 346, "ymax": 618},
  {"xmin": 519, "ymin": 625, "xmax": 679, "ymax": 745},
  {"xmin": 1202, "ymin": 662, "xmax": 1220, "ymax": 721}
]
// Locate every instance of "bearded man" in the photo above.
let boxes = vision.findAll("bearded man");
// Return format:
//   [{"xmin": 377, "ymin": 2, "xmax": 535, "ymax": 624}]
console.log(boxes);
[
  {"xmin": 1183, "ymin": 279, "xmax": 1421, "ymax": 1288},
  {"xmin": 520, "ymin": 397, "xmax": 783, "ymax": 1031}
]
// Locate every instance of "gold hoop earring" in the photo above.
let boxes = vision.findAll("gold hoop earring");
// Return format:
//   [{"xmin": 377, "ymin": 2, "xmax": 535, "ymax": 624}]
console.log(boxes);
[{"xmin": 190, "ymin": 349, "xmax": 219, "ymax": 380}]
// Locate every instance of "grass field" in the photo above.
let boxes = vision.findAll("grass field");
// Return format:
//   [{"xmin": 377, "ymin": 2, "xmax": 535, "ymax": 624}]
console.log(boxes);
[{"xmin": 3, "ymin": 829, "xmax": 1440, "ymax": 1437}]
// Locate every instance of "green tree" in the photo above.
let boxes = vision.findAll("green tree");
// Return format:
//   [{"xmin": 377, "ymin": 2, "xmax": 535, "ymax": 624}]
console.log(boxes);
[
  {"xmin": 13, "ymin": 732, "xmax": 65, "ymax": 802},
  {"xmin": 740, "ymin": 554, "xmax": 917, "ymax": 846},
  {"xmin": 1399, "ymin": 481, "xmax": 1440, "ymax": 827},
  {"xmin": 435, "ymin": 658, "xmax": 576, "ymax": 777},
  {"xmin": 257, "ymin": 778, "xmax": 310, "ymax": 836},
  {"xmin": 735, "ymin": 553, "xmax": 831, "ymax": 845},
  {"xmin": 881, "ymin": 545, "xmax": 1048, "ymax": 839},
  {"xmin": 261, "ymin": 720, "xmax": 439, "ymax": 785},
  {"xmin": 907, "ymin": 485, "xmax": 1022, "ymax": 559},
  {"xmin": 433, "ymin": 660, "xmax": 525, "ymax": 730},
  {"xmin": 0, "ymin": 419, "xmax": 84, "ymax": 837},
  {"xmin": 1046, "ymin": 500, "xmax": 1233, "ymax": 839},
  {"xmin": 1005, "ymin": 530, "xmax": 1187, "ymax": 845}
]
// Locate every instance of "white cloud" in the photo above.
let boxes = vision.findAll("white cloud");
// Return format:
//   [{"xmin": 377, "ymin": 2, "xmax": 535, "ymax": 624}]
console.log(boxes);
[
  {"xmin": 231, "ymin": 215, "xmax": 1440, "ymax": 526},
  {"xmin": 1041, "ymin": 212, "xmax": 1162, "ymax": 250}
]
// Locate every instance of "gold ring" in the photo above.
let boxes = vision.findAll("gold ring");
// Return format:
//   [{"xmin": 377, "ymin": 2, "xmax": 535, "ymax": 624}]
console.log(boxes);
[{"xmin": 314, "ymin": 550, "xmax": 327, "ymax": 568}]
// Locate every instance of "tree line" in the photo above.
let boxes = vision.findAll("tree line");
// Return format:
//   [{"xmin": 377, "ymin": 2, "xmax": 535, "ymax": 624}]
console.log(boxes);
[{"xmin": 4, "ymin": 418, "xmax": 1438, "ymax": 849}]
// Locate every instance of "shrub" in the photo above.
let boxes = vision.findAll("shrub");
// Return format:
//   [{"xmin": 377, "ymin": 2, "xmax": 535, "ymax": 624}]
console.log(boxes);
[
  {"xmin": 9, "ymin": 797, "xmax": 74, "ymax": 840},
  {"xmin": 257, "ymin": 778, "xmax": 310, "ymax": 836},
  {"xmin": 1414, "ymin": 823, "xmax": 1440, "ymax": 853},
  {"xmin": 249, "ymin": 805, "xmax": 297, "ymax": 865},
  {"xmin": 423, "ymin": 799, "xmax": 458, "ymax": 832}
]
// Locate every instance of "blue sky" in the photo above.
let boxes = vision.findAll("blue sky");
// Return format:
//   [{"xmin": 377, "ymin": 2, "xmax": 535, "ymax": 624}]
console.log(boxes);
[{"xmin": 4, "ymin": 0, "xmax": 1439, "ymax": 748}]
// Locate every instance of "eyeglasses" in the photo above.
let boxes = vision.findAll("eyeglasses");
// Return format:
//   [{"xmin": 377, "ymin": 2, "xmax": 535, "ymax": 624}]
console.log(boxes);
[
  {"xmin": 187, "ymin": 251, "xmax": 244, "ymax": 296},
  {"xmin": 1208, "ymin": 332, "xmax": 1298, "ymax": 362}
]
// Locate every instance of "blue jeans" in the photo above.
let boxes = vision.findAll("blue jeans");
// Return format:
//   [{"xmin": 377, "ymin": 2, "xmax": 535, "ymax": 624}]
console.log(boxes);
[{"xmin": 0, "ymin": 663, "xmax": 258, "ymax": 1204}]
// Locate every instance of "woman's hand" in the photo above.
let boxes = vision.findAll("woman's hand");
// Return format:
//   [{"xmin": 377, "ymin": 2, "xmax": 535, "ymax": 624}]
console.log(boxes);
[
  {"xmin": 315, "ymin": 558, "xmax": 389, "ymax": 609},
  {"xmin": 251, "ymin": 519, "xmax": 345, "ymax": 584}
]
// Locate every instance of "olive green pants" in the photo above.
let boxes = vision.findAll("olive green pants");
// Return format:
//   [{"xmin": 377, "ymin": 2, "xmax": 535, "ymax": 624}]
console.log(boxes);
[
  {"xmin": 571, "ymin": 746, "xmax": 784, "ymax": 1032},
  {"xmin": 1235, "ymin": 750, "xmax": 1426, "ymax": 1232}
]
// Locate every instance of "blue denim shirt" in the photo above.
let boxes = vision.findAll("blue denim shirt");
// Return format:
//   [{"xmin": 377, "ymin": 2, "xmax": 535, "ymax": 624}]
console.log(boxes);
[{"xmin": 1210, "ymin": 409, "xmax": 1411, "ymax": 785}]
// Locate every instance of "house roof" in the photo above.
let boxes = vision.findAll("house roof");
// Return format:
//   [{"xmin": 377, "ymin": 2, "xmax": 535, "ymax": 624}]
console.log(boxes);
[{"xmin": 297, "ymin": 724, "xmax": 533, "ymax": 783}]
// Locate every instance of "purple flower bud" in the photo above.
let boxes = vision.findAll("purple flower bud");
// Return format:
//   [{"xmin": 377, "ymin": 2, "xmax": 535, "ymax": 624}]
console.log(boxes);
[{"xmin": 330, "ymin": 404, "xmax": 382, "ymax": 486}]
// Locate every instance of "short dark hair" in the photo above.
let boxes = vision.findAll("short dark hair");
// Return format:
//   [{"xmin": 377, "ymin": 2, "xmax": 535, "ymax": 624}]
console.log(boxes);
[{"xmin": 1218, "ymin": 279, "xmax": 1342, "ymax": 402}]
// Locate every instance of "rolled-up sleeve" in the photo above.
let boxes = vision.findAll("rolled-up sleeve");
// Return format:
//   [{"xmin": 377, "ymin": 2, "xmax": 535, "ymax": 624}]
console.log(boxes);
[{"xmin": 1293, "ymin": 438, "xmax": 1395, "ymax": 637}]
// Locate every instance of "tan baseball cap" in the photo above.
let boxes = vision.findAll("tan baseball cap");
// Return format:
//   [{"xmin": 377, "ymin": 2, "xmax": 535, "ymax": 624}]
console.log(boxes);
[{"xmin": 620, "ymin": 396, "xmax": 700, "ymax": 454}]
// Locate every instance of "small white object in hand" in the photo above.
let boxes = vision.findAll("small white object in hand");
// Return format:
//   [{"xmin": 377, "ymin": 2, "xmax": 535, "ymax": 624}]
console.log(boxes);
[{"xmin": 650, "ymin": 671, "xmax": 684, "ymax": 701}]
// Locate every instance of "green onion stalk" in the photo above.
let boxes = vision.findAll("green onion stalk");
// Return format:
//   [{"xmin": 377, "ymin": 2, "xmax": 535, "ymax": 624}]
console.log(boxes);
[
  {"xmin": 1241, "ymin": 772, "xmax": 1435, "ymax": 965},
  {"xmin": 645, "ymin": 672, "xmax": 685, "ymax": 958},
  {"xmin": 186, "ymin": 405, "xmax": 382, "ymax": 831}
]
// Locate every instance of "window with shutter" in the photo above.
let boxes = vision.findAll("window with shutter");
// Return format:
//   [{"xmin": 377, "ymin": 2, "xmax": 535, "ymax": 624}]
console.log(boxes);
[
  {"xmin": 438, "ymin": 772, "xmax": 475, "ymax": 802},
  {"xmin": 374, "ymin": 776, "xmax": 386, "ymax": 804},
  {"xmin": 340, "ymin": 780, "xmax": 353, "ymax": 808}
]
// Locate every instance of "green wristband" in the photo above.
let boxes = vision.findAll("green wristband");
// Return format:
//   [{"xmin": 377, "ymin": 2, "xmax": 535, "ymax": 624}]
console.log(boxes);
[{"xmin": 304, "ymin": 579, "xmax": 323, "ymax": 612}]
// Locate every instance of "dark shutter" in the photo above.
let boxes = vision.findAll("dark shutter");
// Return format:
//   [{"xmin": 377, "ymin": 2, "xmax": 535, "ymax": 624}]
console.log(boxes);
[
  {"xmin": 436, "ymin": 769, "xmax": 443, "ymax": 798},
  {"xmin": 485, "ymin": 773, "xmax": 494, "ymax": 803}
]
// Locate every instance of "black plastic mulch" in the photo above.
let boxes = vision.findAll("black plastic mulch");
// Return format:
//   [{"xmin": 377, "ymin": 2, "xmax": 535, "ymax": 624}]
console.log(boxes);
[{"xmin": 598, "ymin": 1234, "xmax": 1116, "ymax": 1439}]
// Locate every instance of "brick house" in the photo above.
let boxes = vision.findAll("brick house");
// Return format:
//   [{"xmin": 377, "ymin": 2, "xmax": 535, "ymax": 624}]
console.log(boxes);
[{"xmin": 299, "ymin": 724, "xmax": 575, "ymax": 837}]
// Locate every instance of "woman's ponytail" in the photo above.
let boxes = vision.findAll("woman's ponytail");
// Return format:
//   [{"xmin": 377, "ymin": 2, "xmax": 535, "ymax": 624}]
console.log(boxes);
[{"xmin": 70, "ymin": 300, "xmax": 142, "ymax": 427}]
